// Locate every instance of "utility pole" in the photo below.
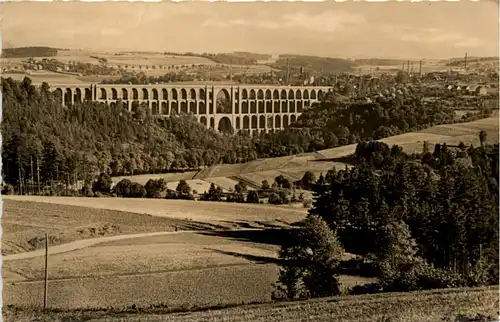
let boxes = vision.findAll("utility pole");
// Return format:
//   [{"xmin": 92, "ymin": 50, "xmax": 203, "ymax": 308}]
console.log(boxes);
[
  {"xmin": 464, "ymin": 52, "xmax": 468, "ymax": 71},
  {"xmin": 30, "ymin": 156, "xmax": 34, "ymax": 195},
  {"xmin": 44, "ymin": 232, "xmax": 49, "ymax": 309}
]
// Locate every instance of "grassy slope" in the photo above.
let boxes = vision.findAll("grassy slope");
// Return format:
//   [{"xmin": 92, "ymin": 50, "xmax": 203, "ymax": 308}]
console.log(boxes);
[
  {"xmin": 4, "ymin": 287, "xmax": 498, "ymax": 322},
  {"xmin": 113, "ymin": 116, "xmax": 499, "ymax": 193},
  {"xmin": 1, "ymin": 197, "xmax": 307, "ymax": 256}
]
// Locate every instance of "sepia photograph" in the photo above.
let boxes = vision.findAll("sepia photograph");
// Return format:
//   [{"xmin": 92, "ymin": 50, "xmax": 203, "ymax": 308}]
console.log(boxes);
[{"xmin": 0, "ymin": 1, "xmax": 499, "ymax": 321}]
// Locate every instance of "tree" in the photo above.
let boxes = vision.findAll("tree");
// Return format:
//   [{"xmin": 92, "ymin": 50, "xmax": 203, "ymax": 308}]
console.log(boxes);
[
  {"xmin": 261, "ymin": 180, "xmax": 270, "ymax": 190},
  {"xmin": 145, "ymin": 178, "xmax": 167, "ymax": 198},
  {"xmin": 301, "ymin": 171, "xmax": 316, "ymax": 190},
  {"xmin": 235, "ymin": 182, "xmax": 247, "ymax": 194},
  {"xmin": 246, "ymin": 190, "xmax": 259, "ymax": 203},
  {"xmin": 176, "ymin": 180, "xmax": 191, "ymax": 196},
  {"xmin": 273, "ymin": 215, "xmax": 344, "ymax": 300},
  {"xmin": 206, "ymin": 182, "xmax": 223, "ymax": 201},
  {"xmin": 92, "ymin": 172, "xmax": 112, "ymax": 194},
  {"xmin": 114, "ymin": 178, "xmax": 133, "ymax": 197}
]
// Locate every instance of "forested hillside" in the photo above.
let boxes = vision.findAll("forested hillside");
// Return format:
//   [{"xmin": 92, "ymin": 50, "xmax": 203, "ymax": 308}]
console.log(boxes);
[
  {"xmin": 2, "ymin": 46, "xmax": 58, "ymax": 58},
  {"xmin": 1, "ymin": 77, "xmax": 257, "ymax": 191}
]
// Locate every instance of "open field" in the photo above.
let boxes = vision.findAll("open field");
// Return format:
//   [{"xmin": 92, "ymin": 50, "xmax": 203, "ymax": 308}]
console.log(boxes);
[
  {"xmin": 3, "ymin": 229, "xmax": 373, "ymax": 310},
  {"xmin": 3, "ymin": 196, "xmax": 307, "ymax": 227},
  {"xmin": 2, "ymin": 198, "xmax": 369, "ymax": 311},
  {"xmin": 1, "ymin": 199, "xmax": 232, "ymax": 256},
  {"xmin": 5, "ymin": 286, "xmax": 498, "ymax": 322},
  {"xmin": 318, "ymin": 115, "xmax": 499, "ymax": 159}
]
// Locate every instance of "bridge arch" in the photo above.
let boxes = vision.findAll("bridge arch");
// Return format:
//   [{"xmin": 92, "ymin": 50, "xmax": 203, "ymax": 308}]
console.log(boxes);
[
  {"xmin": 190, "ymin": 88, "xmax": 197, "ymax": 99},
  {"xmin": 100, "ymin": 88, "xmax": 107, "ymax": 100},
  {"xmin": 273, "ymin": 90, "xmax": 279, "ymax": 100},
  {"xmin": 274, "ymin": 101, "xmax": 280, "ymax": 113},
  {"xmin": 172, "ymin": 89, "xmax": 178, "ymax": 100},
  {"xmin": 162, "ymin": 89, "xmax": 168, "ymax": 100},
  {"xmin": 258, "ymin": 101, "xmax": 264, "ymax": 113},
  {"xmin": 311, "ymin": 90, "xmax": 316, "ymax": 99},
  {"xmin": 259, "ymin": 115, "xmax": 265, "ymax": 129},
  {"xmin": 283, "ymin": 115, "xmax": 289, "ymax": 128},
  {"xmin": 296, "ymin": 90, "xmax": 302, "ymax": 99},
  {"xmin": 242, "ymin": 89, "xmax": 248, "ymax": 100},
  {"xmin": 290, "ymin": 101, "xmax": 296, "ymax": 113},
  {"xmin": 122, "ymin": 88, "xmax": 129, "ymax": 100},
  {"xmin": 265, "ymin": 90, "xmax": 271, "ymax": 100},
  {"xmin": 142, "ymin": 88, "xmax": 149, "ymax": 100},
  {"xmin": 280, "ymin": 90, "xmax": 287, "ymax": 99},
  {"xmin": 210, "ymin": 117, "xmax": 215, "ymax": 129},
  {"xmin": 303, "ymin": 90, "xmax": 309, "ymax": 99},
  {"xmin": 199, "ymin": 88, "xmax": 205, "ymax": 100},
  {"xmin": 181, "ymin": 101, "xmax": 188, "ymax": 114},
  {"xmin": 200, "ymin": 116, "xmax": 207, "ymax": 126},
  {"xmin": 199, "ymin": 102, "xmax": 206, "ymax": 114},
  {"xmin": 112, "ymin": 88, "xmax": 118, "ymax": 100},
  {"xmin": 161, "ymin": 102, "xmax": 169, "ymax": 115},
  {"xmin": 251, "ymin": 115, "xmax": 258, "ymax": 129},
  {"xmin": 181, "ymin": 89, "xmax": 187, "ymax": 100},
  {"xmin": 297, "ymin": 101, "xmax": 303, "ymax": 112},
  {"xmin": 216, "ymin": 88, "xmax": 231, "ymax": 113},
  {"xmin": 267, "ymin": 116, "xmax": 273, "ymax": 128},
  {"xmin": 288, "ymin": 90, "xmax": 294, "ymax": 99},
  {"xmin": 242, "ymin": 101, "xmax": 249, "ymax": 114},
  {"xmin": 281, "ymin": 101, "xmax": 287, "ymax": 113},
  {"xmin": 250, "ymin": 101, "xmax": 256, "ymax": 114},
  {"xmin": 266, "ymin": 101, "xmax": 272, "ymax": 113},
  {"xmin": 75, "ymin": 88, "xmax": 82, "ymax": 103},
  {"xmin": 275, "ymin": 115, "xmax": 281, "ymax": 128},
  {"xmin": 190, "ymin": 101, "xmax": 197, "ymax": 114},
  {"xmin": 152, "ymin": 89, "xmax": 159, "ymax": 100},
  {"xmin": 218, "ymin": 116, "xmax": 233, "ymax": 134},
  {"xmin": 171, "ymin": 102, "xmax": 179, "ymax": 115},
  {"xmin": 152, "ymin": 102, "xmax": 159, "ymax": 115},
  {"xmin": 257, "ymin": 89, "xmax": 264, "ymax": 100},
  {"xmin": 85, "ymin": 88, "xmax": 92, "ymax": 100},
  {"xmin": 291, "ymin": 114, "xmax": 297, "ymax": 123},
  {"xmin": 243, "ymin": 115, "xmax": 250, "ymax": 129},
  {"xmin": 236, "ymin": 116, "xmax": 241, "ymax": 129},
  {"xmin": 132, "ymin": 88, "xmax": 139, "ymax": 100},
  {"xmin": 318, "ymin": 90, "xmax": 324, "ymax": 100},
  {"xmin": 250, "ymin": 89, "xmax": 256, "ymax": 100}
]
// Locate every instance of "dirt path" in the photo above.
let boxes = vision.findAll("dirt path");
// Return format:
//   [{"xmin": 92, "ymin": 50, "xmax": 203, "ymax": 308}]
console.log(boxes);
[{"xmin": 3, "ymin": 229, "xmax": 262, "ymax": 262}]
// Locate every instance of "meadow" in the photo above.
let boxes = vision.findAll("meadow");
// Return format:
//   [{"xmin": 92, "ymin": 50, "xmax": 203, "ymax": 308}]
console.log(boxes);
[
  {"xmin": 2, "ymin": 197, "xmax": 372, "ymax": 312},
  {"xmin": 5, "ymin": 286, "xmax": 498, "ymax": 322}
]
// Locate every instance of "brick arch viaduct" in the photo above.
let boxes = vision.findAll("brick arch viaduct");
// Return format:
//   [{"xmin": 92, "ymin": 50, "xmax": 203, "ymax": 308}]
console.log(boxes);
[{"xmin": 51, "ymin": 84, "xmax": 333, "ymax": 134}]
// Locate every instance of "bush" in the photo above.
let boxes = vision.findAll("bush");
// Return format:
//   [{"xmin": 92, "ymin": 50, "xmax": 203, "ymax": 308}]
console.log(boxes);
[
  {"xmin": 2, "ymin": 184, "xmax": 14, "ymax": 195},
  {"xmin": 92, "ymin": 172, "xmax": 112, "ymax": 194},
  {"xmin": 302, "ymin": 199, "xmax": 312, "ymax": 208},
  {"xmin": 381, "ymin": 263, "xmax": 466, "ymax": 293},
  {"xmin": 246, "ymin": 190, "xmax": 260, "ymax": 203}
]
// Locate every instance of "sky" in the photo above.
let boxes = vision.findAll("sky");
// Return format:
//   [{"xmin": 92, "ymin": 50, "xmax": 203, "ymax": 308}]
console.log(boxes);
[{"xmin": 1, "ymin": 1, "xmax": 498, "ymax": 59}]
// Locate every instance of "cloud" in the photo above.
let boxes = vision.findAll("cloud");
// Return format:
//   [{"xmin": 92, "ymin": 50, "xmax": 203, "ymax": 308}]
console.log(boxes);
[{"xmin": 202, "ymin": 10, "xmax": 366, "ymax": 33}]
